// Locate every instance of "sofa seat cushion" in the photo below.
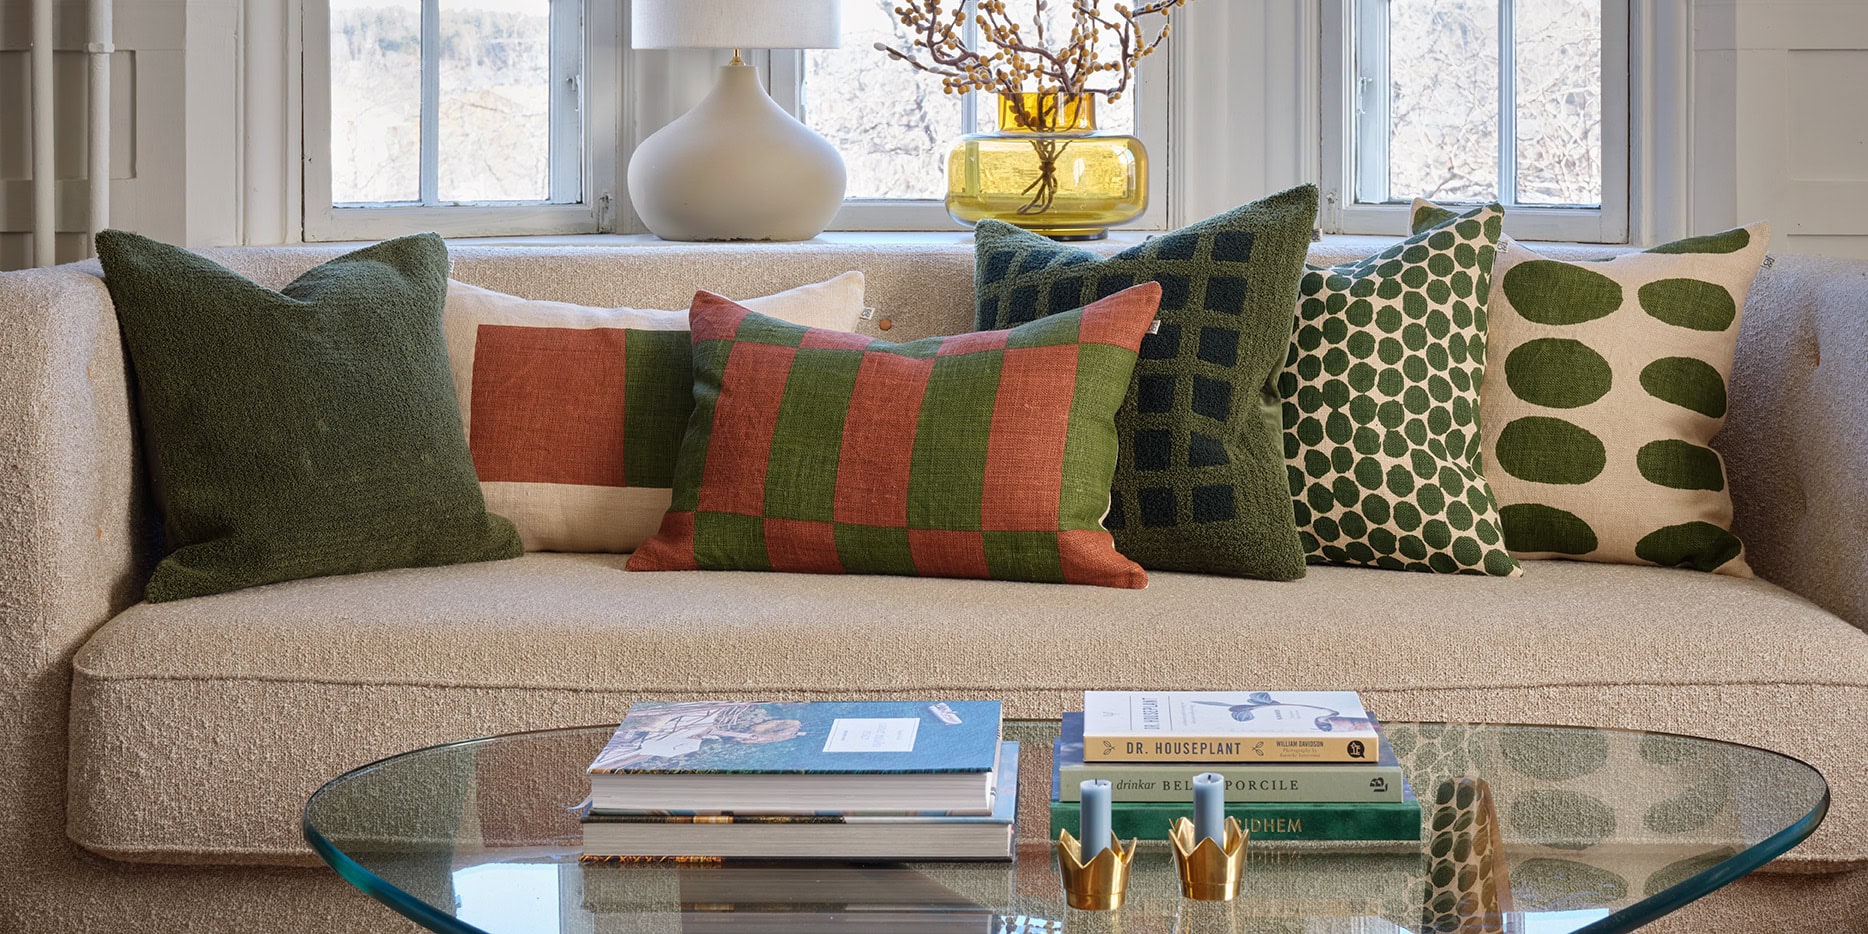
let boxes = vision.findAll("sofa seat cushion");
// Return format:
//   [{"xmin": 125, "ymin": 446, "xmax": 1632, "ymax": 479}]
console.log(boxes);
[{"xmin": 68, "ymin": 555, "xmax": 1868, "ymax": 868}]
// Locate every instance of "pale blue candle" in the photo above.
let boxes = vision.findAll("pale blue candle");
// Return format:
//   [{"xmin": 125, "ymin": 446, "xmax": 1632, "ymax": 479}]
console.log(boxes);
[
  {"xmin": 1079, "ymin": 779, "xmax": 1112, "ymax": 855},
  {"xmin": 1193, "ymin": 772, "xmax": 1225, "ymax": 846}
]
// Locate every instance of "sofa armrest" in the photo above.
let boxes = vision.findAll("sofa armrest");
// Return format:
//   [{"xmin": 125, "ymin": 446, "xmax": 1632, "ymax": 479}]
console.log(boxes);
[
  {"xmin": 0, "ymin": 264, "xmax": 151, "ymax": 863},
  {"xmin": 1719, "ymin": 253, "xmax": 1868, "ymax": 630}
]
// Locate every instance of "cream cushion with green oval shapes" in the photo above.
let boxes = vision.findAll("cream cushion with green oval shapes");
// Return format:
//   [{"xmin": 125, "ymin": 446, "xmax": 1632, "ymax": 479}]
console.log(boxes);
[{"xmin": 1413, "ymin": 201, "xmax": 1769, "ymax": 576}]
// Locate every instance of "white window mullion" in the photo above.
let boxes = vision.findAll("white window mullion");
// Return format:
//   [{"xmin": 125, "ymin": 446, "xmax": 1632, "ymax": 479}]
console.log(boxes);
[
  {"xmin": 418, "ymin": 0, "xmax": 441, "ymax": 205},
  {"xmin": 1353, "ymin": 0, "xmax": 1391, "ymax": 205},
  {"xmin": 1497, "ymin": 0, "xmax": 1519, "ymax": 209},
  {"xmin": 549, "ymin": 0, "xmax": 583, "ymax": 204}
]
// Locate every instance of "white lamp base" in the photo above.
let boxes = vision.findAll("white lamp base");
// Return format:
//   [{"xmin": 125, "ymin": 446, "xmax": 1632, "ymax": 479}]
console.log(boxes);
[{"xmin": 627, "ymin": 63, "xmax": 848, "ymax": 242}]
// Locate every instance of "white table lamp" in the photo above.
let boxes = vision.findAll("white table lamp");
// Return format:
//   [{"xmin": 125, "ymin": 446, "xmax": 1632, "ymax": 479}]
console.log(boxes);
[{"xmin": 629, "ymin": 0, "xmax": 847, "ymax": 241}]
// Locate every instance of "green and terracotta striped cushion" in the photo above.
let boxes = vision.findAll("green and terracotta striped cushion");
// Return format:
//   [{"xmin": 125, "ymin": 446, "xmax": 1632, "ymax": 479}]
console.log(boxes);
[{"xmin": 627, "ymin": 285, "xmax": 1163, "ymax": 588}]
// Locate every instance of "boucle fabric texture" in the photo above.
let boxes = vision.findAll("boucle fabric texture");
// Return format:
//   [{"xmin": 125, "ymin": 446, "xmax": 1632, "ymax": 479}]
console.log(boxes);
[
  {"xmin": 973, "ymin": 186, "xmax": 1319, "ymax": 580},
  {"xmin": 2, "ymin": 243, "xmax": 1863, "ymax": 931},
  {"xmin": 1413, "ymin": 202, "xmax": 1770, "ymax": 576},
  {"xmin": 444, "ymin": 273, "xmax": 865, "ymax": 553},
  {"xmin": 628, "ymin": 286, "xmax": 1161, "ymax": 587},
  {"xmin": 93, "ymin": 231, "xmax": 521, "ymax": 602},
  {"xmin": 1284, "ymin": 205, "xmax": 1520, "ymax": 576},
  {"xmin": 66, "ymin": 555, "xmax": 1868, "ymax": 868}
]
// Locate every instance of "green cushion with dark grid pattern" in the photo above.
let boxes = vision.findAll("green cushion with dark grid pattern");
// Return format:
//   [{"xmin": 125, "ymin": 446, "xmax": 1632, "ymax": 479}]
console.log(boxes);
[
  {"xmin": 972, "ymin": 185, "xmax": 1319, "ymax": 580},
  {"xmin": 626, "ymin": 285, "xmax": 1163, "ymax": 588}
]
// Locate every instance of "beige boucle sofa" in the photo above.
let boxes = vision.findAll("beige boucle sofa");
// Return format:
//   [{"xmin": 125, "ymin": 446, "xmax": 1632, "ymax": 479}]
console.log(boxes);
[{"xmin": 2, "ymin": 236, "xmax": 1866, "ymax": 933}]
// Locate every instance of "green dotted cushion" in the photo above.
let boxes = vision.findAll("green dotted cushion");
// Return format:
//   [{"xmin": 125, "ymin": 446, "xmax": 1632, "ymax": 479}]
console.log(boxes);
[
  {"xmin": 973, "ymin": 185, "xmax": 1319, "ymax": 580},
  {"xmin": 1282, "ymin": 205, "xmax": 1521, "ymax": 577},
  {"xmin": 1413, "ymin": 201, "xmax": 1769, "ymax": 576}
]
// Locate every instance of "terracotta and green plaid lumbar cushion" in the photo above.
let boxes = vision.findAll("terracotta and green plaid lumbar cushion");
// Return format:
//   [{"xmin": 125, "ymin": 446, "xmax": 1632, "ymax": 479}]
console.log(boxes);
[
  {"xmin": 973, "ymin": 185, "xmax": 1320, "ymax": 581},
  {"xmin": 95, "ymin": 230, "xmax": 523, "ymax": 602},
  {"xmin": 627, "ymin": 285, "xmax": 1163, "ymax": 588},
  {"xmin": 1413, "ymin": 200, "xmax": 1771, "ymax": 576},
  {"xmin": 1282, "ymin": 205, "xmax": 1521, "ymax": 577}
]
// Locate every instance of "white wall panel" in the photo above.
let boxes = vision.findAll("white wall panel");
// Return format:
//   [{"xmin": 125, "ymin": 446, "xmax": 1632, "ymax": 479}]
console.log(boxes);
[
  {"xmin": 0, "ymin": 0, "xmax": 238, "ymax": 269},
  {"xmin": 1706, "ymin": 0, "xmax": 1868, "ymax": 259}
]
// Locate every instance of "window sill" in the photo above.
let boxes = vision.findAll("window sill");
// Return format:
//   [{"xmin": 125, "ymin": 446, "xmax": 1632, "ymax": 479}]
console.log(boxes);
[
  {"xmin": 446, "ymin": 230, "xmax": 1159, "ymax": 250},
  {"xmin": 313, "ymin": 229, "xmax": 1629, "ymax": 261}
]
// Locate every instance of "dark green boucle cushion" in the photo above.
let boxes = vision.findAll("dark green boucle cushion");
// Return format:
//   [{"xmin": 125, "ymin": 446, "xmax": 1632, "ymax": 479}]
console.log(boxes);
[
  {"xmin": 973, "ymin": 185, "xmax": 1318, "ymax": 579},
  {"xmin": 96, "ymin": 230, "xmax": 522, "ymax": 602}
]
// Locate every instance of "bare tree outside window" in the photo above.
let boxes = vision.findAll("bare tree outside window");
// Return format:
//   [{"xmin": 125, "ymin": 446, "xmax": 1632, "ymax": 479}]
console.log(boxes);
[
  {"xmin": 802, "ymin": 0, "xmax": 962, "ymax": 201},
  {"xmin": 439, "ymin": 1, "xmax": 551, "ymax": 202},
  {"xmin": 1376, "ymin": 0, "xmax": 1601, "ymax": 208},
  {"xmin": 330, "ymin": 0, "xmax": 422, "ymax": 203},
  {"xmin": 1513, "ymin": 0, "xmax": 1602, "ymax": 205},
  {"xmin": 329, "ymin": 0, "xmax": 553, "ymax": 205}
]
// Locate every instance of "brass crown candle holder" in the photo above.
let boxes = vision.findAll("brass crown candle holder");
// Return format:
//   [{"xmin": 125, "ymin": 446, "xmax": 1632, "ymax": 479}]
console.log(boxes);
[
  {"xmin": 1168, "ymin": 816, "xmax": 1248, "ymax": 901},
  {"xmin": 1055, "ymin": 828, "xmax": 1136, "ymax": 910}
]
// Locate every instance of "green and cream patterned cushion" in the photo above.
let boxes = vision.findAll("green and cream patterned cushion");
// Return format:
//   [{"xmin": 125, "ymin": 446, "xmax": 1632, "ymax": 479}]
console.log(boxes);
[
  {"xmin": 1281, "ymin": 204, "xmax": 1521, "ymax": 576},
  {"xmin": 1413, "ymin": 201, "xmax": 1769, "ymax": 576}
]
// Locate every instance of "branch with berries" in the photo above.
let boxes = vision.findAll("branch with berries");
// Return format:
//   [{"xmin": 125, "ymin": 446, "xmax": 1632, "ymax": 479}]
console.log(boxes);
[{"xmin": 875, "ymin": 0, "xmax": 1187, "ymax": 128}]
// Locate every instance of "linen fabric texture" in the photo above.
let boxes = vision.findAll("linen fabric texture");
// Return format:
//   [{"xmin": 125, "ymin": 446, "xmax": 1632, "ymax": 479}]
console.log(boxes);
[
  {"xmin": 444, "ymin": 273, "xmax": 866, "ymax": 553},
  {"xmin": 973, "ymin": 185, "xmax": 1320, "ymax": 580},
  {"xmin": 1284, "ymin": 205, "xmax": 1521, "ymax": 576},
  {"xmin": 1413, "ymin": 201, "xmax": 1769, "ymax": 576},
  {"xmin": 627, "ymin": 285, "xmax": 1164, "ymax": 588},
  {"xmin": 94, "ymin": 231, "xmax": 522, "ymax": 602}
]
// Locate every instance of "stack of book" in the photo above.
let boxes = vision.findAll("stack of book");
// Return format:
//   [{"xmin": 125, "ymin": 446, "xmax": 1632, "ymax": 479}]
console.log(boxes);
[
  {"xmin": 1050, "ymin": 691, "xmax": 1422, "ymax": 842},
  {"xmin": 580, "ymin": 699, "xmax": 1018, "ymax": 860}
]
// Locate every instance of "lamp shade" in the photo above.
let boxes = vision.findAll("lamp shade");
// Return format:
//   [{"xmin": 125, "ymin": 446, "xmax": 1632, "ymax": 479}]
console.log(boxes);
[{"xmin": 632, "ymin": 0, "xmax": 842, "ymax": 50}]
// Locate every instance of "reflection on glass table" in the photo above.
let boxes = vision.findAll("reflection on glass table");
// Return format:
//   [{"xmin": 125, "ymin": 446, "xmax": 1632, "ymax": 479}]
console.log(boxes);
[{"xmin": 304, "ymin": 720, "xmax": 1827, "ymax": 934}]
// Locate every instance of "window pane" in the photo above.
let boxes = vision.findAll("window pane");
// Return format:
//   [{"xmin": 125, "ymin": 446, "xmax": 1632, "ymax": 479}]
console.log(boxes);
[
  {"xmin": 438, "ymin": 0, "xmax": 553, "ymax": 202},
  {"xmin": 1384, "ymin": 0, "xmax": 1499, "ymax": 204},
  {"xmin": 803, "ymin": 0, "xmax": 963, "ymax": 201},
  {"xmin": 802, "ymin": 0, "xmax": 1140, "ymax": 202},
  {"xmin": 329, "ymin": 0, "xmax": 422, "ymax": 203},
  {"xmin": 1514, "ymin": 0, "xmax": 1602, "ymax": 205}
]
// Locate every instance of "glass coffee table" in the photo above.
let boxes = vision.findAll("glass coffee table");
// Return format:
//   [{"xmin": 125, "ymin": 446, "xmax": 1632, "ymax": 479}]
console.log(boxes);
[{"xmin": 304, "ymin": 720, "xmax": 1827, "ymax": 933}]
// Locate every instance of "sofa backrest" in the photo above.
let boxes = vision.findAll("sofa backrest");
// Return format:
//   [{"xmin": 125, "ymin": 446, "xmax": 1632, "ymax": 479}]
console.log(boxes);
[
  {"xmin": 198, "ymin": 235, "xmax": 1640, "ymax": 343},
  {"xmin": 15, "ymin": 234, "xmax": 1868, "ymax": 632}
]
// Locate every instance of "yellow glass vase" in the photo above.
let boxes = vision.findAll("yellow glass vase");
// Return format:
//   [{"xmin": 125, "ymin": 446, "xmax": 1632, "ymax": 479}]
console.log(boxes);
[{"xmin": 946, "ymin": 93, "xmax": 1147, "ymax": 241}]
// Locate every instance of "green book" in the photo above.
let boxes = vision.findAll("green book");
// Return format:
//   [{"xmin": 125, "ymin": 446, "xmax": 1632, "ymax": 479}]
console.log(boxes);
[{"xmin": 1049, "ymin": 791, "xmax": 1422, "ymax": 843}]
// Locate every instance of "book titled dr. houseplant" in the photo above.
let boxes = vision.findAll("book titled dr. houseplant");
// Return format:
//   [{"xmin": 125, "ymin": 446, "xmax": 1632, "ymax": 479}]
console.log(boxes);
[
  {"xmin": 585, "ymin": 700, "xmax": 1004, "ymax": 813},
  {"xmin": 1082, "ymin": 691, "xmax": 1382, "ymax": 762}
]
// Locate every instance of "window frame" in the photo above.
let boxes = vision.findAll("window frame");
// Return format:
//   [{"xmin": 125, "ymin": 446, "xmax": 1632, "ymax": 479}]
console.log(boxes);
[
  {"xmin": 302, "ymin": 0, "xmax": 621, "ymax": 241},
  {"xmin": 1320, "ymin": 0, "xmax": 1630, "ymax": 243}
]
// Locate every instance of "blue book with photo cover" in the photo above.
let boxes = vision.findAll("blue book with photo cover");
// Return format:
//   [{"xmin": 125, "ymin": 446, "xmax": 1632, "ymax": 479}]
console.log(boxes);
[{"xmin": 587, "ymin": 700, "xmax": 1004, "ymax": 775}]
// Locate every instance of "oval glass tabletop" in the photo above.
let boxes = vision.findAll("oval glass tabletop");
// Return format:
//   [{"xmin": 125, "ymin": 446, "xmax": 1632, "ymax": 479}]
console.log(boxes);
[{"xmin": 304, "ymin": 720, "xmax": 1826, "ymax": 934}]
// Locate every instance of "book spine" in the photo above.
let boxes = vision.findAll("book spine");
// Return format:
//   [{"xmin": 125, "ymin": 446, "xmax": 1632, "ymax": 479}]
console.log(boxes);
[
  {"xmin": 1058, "ymin": 764, "xmax": 1406, "ymax": 803},
  {"xmin": 1048, "ymin": 800, "xmax": 1421, "ymax": 843},
  {"xmin": 1080, "ymin": 733, "xmax": 1373, "ymax": 763}
]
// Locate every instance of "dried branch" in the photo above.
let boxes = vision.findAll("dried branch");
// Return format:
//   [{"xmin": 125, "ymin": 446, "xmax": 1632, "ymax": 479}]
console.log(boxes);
[{"xmin": 873, "ymin": 0, "xmax": 1190, "ymax": 116}]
